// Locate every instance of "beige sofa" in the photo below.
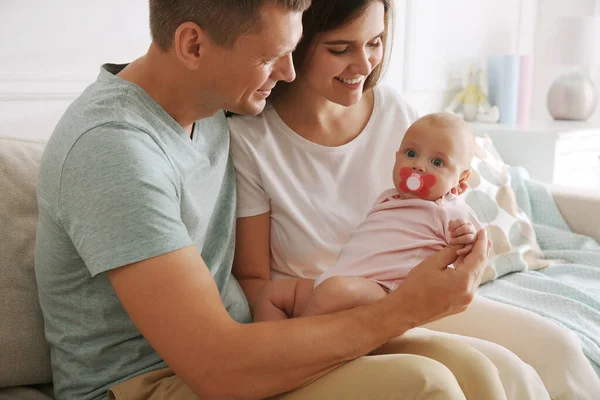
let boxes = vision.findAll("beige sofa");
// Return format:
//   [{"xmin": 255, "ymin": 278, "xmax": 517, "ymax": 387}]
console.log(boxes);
[{"xmin": 1, "ymin": 116, "xmax": 600, "ymax": 400}]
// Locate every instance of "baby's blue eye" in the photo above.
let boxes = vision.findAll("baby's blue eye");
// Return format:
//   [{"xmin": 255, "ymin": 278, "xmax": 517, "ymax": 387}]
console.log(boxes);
[
  {"xmin": 406, "ymin": 150, "xmax": 417, "ymax": 158},
  {"xmin": 432, "ymin": 158, "xmax": 444, "ymax": 167}
]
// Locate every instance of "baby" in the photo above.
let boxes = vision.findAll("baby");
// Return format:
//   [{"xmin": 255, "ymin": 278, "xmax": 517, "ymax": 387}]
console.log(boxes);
[{"xmin": 254, "ymin": 112, "xmax": 481, "ymax": 321}]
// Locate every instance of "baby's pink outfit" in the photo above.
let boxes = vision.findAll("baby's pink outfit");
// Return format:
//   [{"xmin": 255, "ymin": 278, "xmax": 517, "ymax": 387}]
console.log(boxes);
[{"xmin": 314, "ymin": 188, "xmax": 482, "ymax": 291}]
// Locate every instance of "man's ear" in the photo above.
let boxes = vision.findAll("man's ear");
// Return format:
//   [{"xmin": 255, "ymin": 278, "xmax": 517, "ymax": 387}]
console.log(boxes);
[{"xmin": 173, "ymin": 22, "xmax": 210, "ymax": 70}]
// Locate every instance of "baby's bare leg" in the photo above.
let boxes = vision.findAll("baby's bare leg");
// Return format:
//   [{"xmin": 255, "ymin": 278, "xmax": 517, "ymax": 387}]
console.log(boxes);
[
  {"xmin": 301, "ymin": 276, "xmax": 387, "ymax": 317},
  {"xmin": 253, "ymin": 278, "xmax": 315, "ymax": 322}
]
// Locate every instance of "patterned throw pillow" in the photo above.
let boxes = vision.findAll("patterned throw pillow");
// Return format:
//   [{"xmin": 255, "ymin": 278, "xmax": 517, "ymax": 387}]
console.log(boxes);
[{"xmin": 466, "ymin": 136, "xmax": 551, "ymax": 284}]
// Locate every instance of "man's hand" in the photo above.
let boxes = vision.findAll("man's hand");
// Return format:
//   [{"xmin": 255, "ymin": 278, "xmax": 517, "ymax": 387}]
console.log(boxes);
[
  {"xmin": 384, "ymin": 229, "xmax": 491, "ymax": 334},
  {"xmin": 448, "ymin": 218, "xmax": 477, "ymax": 255}
]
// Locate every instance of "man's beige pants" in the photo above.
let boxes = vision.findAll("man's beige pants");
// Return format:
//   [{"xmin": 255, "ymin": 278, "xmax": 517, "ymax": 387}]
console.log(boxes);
[
  {"xmin": 109, "ymin": 354, "xmax": 469, "ymax": 400},
  {"xmin": 108, "ymin": 325, "xmax": 550, "ymax": 400}
]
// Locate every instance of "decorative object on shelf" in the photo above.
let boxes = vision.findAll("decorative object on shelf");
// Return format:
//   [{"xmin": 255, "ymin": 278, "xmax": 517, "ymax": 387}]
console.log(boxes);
[
  {"xmin": 487, "ymin": 55, "xmax": 521, "ymax": 124},
  {"xmin": 485, "ymin": 54, "xmax": 534, "ymax": 125},
  {"xmin": 517, "ymin": 55, "xmax": 534, "ymax": 125},
  {"xmin": 544, "ymin": 16, "xmax": 600, "ymax": 121},
  {"xmin": 444, "ymin": 62, "xmax": 500, "ymax": 123}
]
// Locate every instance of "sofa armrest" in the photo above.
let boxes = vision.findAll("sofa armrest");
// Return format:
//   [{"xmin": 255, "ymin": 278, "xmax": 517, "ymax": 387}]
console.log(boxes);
[{"xmin": 549, "ymin": 184, "xmax": 600, "ymax": 244}]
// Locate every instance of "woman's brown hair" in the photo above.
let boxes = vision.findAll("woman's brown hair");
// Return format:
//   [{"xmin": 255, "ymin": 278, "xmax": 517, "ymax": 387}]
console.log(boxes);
[{"xmin": 274, "ymin": 0, "xmax": 393, "ymax": 98}]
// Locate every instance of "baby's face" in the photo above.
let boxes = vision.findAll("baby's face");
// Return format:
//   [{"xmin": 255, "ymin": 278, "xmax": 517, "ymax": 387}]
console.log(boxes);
[{"xmin": 393, "ymin": 118, "xmax": 472, "ymax": 201}]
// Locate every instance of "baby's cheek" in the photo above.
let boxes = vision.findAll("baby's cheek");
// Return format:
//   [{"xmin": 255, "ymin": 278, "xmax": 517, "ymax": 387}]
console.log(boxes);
[{"xmin": 432, "ymin": 174, "xmax": 456, "ymax": 197}]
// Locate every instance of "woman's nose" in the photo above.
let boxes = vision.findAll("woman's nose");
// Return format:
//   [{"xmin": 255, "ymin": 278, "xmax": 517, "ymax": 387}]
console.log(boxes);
[{"xmin": 349, "ymin": 50, "xmax": 372, "ymax": 76}]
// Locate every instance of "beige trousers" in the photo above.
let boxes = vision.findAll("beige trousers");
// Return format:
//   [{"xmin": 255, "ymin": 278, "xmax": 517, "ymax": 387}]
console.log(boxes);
[
  {"xmin": 424, "ymin": 295, "xmax": 600, "ymax": 400},
  {"xmin": 108, "ymin": 325, "xmax": 549, "ymax": 400},
  {"xmin": 109, "ymin": 355, "xmax": 468, "ymax": 400}
]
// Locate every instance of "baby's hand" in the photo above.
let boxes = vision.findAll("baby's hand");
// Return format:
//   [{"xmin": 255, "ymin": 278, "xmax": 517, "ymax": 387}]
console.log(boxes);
[
  {"xmin": 448, "ymin": 219, "xmax": 477, "ymax": 255},
  {"xmin": 450, "ymin": 181, "xmax": 469, "ymax": 196}
]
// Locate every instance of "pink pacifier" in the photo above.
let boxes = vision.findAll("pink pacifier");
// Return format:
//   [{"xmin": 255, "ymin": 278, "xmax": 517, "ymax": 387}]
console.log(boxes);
[{"xmin": 399, "ymin": 167, "xmax": 436, "ymax": 199}]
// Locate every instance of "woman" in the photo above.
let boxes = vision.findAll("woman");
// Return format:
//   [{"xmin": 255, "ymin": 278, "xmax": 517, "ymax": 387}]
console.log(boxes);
[{"xmin": 229, "ymin": 0, "xmax": 600, "ymax": 398}]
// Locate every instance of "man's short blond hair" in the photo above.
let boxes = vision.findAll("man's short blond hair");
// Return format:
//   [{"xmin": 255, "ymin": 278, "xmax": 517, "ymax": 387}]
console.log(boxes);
[{"xmin": 149, "ymin": 0, "xmax": 312, "ymax": 50}]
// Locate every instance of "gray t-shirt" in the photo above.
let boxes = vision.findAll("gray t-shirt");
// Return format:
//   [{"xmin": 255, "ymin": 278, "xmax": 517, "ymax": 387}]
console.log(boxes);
[{"xmin": 35, "ymin": 64, "xmax": 251, "ymax": 400}]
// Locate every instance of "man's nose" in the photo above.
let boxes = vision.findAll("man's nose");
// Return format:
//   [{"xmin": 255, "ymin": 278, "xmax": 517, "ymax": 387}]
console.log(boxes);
[{"xmin": 273, "ymin": 53, "xmax": 296, "ymax": 83}]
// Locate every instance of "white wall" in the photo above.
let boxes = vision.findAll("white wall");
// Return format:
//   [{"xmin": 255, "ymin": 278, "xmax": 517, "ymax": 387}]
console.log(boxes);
[
  {"xmin": 0, "ymin": 0, "xmax": 150, "ymax": 120},
  {"xmin": 531, "ymin": 0, "xmax": 600, "ymax": 123},
  {"xmin": 1, "ymin": 0, "xmax": 596, "ymax": 126},
  {"xmin": 386, "ymin": 0, "xmax": 537, "ymax": 115},
  {"xmin": 387, "ymin": 0, "xmax": 600, "ymax": 123}
]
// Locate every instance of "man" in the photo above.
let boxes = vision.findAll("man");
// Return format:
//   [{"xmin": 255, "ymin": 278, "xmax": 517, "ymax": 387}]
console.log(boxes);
[{"xmin": 35, "ymin": 1, "xmax": 490, "ymax": 399}]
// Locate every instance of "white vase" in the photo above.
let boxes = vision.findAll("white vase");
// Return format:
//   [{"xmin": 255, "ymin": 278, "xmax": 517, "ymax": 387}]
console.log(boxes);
[{"xmin": 547, "ymin": 71, "xmax": 597, "ymax": 121}]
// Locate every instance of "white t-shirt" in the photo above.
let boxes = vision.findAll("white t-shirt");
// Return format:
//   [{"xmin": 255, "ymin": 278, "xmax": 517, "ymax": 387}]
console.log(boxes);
[{"xmin": 228, "ymin": 85, "xmax": 418, "ymax": 279}]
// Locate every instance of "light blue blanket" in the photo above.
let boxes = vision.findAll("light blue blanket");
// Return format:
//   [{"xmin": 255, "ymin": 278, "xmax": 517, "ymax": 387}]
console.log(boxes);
[{"xmin": 478, "ymin": 168, "xmax": 600, "ymax": 376}]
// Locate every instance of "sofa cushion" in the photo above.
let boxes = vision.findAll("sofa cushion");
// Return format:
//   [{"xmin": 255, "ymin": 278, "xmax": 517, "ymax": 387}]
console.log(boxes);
[
  {"xmin": 466, "ymin": 136, "xmax": 550, "ymax": 284},
  {"xmin": 0, "ymin": 384, "xmax": 54, "ymax": 400},
  {"xmin": 0, "ymin": 136, "xmax": 52, "ymax": 388}
]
